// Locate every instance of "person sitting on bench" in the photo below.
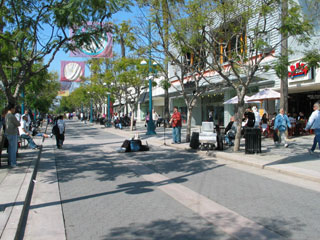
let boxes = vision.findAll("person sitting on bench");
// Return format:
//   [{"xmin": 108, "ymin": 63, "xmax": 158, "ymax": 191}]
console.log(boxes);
[{"xmin": 19, "ymin": 115, "xmax": 39, "ymax": 149}]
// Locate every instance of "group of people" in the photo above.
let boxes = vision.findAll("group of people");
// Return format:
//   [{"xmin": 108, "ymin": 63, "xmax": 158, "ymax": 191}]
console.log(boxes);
[
  {"xmin": 145, "ymin": 110, "xmax": 163, "ymax": 128},
  {"xmin": 223, "ymin": 103, "xmax": 320, "ymax": 153},
  {"xmin": 0, "ymin": 104, "xmax": 67, "ymax": 167}
]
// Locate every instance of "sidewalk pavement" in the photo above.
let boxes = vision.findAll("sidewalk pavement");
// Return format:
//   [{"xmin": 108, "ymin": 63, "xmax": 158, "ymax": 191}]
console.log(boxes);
[
  {"xmin": 1, "ymin": 120, "xmax": 320, "ymax": 239},
  {"xmin": 0, "ymin": 133, "xmax": 44, "ymax": 240},
  {"xmin": 95, "ymin": 122, "xmax": 320, "ymax": 183}
]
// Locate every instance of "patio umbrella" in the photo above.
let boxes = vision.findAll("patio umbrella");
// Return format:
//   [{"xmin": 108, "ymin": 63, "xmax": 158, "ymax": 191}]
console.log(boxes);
[
  {"xmin": 247, "ymin": 88, "xmax": 280, "ymax": 114},
  {"xmin": 247, "ymin": 88, "xmax": 280, "ymax": 102},
  {"xmin": 223, "ymin": 95, "xmax": 259, "ymax": 104}
]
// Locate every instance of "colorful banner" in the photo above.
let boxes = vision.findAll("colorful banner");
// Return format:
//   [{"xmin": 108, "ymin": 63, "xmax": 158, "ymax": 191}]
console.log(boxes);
[
  {"xmin": 60, "ymin": 61, "xmax": 85, "ymax": 82},
  {"xmin": 60, "ymin": 81, "xmax": 73, "ymax": 90},
  {"xmin": 58, "ymin": 90, "xmax": 70, "ymax": 97},
  {"xmin": 69, "ymin": 23, "xmax": 113, "ymax": 58}
]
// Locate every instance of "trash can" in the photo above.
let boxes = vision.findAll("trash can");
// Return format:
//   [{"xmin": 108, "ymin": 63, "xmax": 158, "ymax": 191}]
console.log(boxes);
[
  {"xmin": 190, "ymin": 132, "xmax": 200, "ymax": 150},
  {"xmin": 244, "ymin": 127, "xmax": 261, "ymax": 154}
]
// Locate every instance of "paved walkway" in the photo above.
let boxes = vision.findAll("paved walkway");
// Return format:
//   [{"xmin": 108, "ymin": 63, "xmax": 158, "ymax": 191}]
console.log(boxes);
[
  {"xmin": 1, "ymin": 120, "xmax": 320, "ymax": 239},
  {"xmin": 98, "ymin": 122, "xmax": 320, "ymax": 183},
  {"xmin": 0, "ymin": 129, "xmax": 45, "ymax": 240}
]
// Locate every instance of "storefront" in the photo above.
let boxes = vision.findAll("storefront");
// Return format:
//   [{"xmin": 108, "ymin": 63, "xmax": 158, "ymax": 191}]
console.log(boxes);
[
  {"xmin": 287, "ymin": 60, "xmax": 320, "ymax": 118},
  {"xmin": 289, "ymin": 91, "xmax": 320, "ymax": 118}
]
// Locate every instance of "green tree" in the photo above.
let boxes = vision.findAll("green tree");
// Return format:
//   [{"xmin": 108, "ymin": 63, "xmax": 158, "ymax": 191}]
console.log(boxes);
[
  {"xmin": 0, "ymin": 0, "xmax": 131, "ymax": 105},
  {"xmin": 137, "ymin": 0, "xmax": 185, "ymax": 124},
  {"xmin": 151, "ymin": 0, "xmax": 312, "ymax": 150},
  {"xmin": 24, "ymin": 66, "xmax": 60, "ymax": 113}
]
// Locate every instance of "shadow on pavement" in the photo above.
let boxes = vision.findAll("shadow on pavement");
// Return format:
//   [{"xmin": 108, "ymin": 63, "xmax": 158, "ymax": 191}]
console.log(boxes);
[
  {"xmin": 102, "ymin": 216, "xmax": 294, "ymax": 240},
  {"xmin": 102, "ymin": 219, "xmax": 228, "ymax": 240}
]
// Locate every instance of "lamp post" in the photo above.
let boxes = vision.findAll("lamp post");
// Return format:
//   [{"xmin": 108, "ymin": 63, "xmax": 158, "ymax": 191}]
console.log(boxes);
[
  {"xmin": 90, "ymin": 98, "xmax": 93, "ymax": 123},
  {"xmin": 141, "ymin": 21, "xmax": 156, "ymax": 135},
  {"xmin": 103, "ymin": 83, "xmax": 112, "ymax": 127},
  {"xmin": 107, "ymin": 93, "xmax": 111, "ymax": 127},
  {"xmin": 87, "ymin": 92, "xmax": 93, "ymax": 123}
]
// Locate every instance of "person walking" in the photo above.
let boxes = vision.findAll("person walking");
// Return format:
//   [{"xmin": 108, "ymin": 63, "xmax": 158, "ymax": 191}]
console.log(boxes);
[
  {"xmin": 57, "ymin": 115, "xmax": 66, "ymax": 149},
  {"xmin": 170, "ymin": 106, "xmax": 182, "ymax": 144},
  {"xmin": 305, "ymin": 102, "xmax": 320, "ymax": 154},
  {"xmin": 152, "ymin": 110, "xmax": 159, "ymax": 128},
  {"xmin": 274, "ymin": 108, "xmax": 291, "ymax": 147},
  {"xmin": 4, "ymin": 104, "xmax": 20, "ymax": 167}
]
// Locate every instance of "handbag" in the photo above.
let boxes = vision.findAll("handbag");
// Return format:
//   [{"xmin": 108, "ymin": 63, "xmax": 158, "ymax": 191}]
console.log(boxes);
[{"xmin": 52, "ymin": 124, "xmax": 59, "ymax": 135}]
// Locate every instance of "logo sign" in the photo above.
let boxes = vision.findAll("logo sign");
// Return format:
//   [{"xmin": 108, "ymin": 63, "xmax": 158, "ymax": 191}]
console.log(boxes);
[{"xmin": 288, "ymin": 62, "xmax": 312, "ymax": 81}]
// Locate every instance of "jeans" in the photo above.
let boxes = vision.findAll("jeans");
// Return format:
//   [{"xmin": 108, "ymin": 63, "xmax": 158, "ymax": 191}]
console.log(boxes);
[
  {"xmin": 6, "ymin": 134, "xmax": 18, "ymax": 166},
  {"xmin": 278, "ymin": 131, "xmax": 287, "ymax": 145},
  {"xmin": 172, "ymin": 126, "xmax": 181, "ymax": 143},
  {"xmin": 311, "ymin": 129, "xmax": 320, "ymax": 151},
  {"xmin": 21, "ymin": 134, "xmax": 37, "ymax": 149}
]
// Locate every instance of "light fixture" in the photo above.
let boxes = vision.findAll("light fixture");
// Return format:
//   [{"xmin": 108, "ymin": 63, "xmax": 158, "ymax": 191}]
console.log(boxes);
[{"xmin": 140, "ymin": 60, "xmax": 147, "ymax": 65}]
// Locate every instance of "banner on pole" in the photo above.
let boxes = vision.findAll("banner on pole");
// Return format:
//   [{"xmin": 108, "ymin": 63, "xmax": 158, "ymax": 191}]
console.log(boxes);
[
  {"xmin": 58, "ymin": 90, "xmax": 70, "ymax": 97},
  {"xmin": 60, "ymin": 61, "xmax": 85, "ymax": 82},
  {"xmin": 60, "ymin": 81, "xmax": 73, "ymax": 91},
  {"xmin": 69, "ymin": 23, "xmax": 113, "ymax": 58}
]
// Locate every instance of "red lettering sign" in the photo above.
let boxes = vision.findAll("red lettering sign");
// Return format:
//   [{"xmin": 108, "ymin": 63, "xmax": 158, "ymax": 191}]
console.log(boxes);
[{"xmin": 288, "ymin": 62, "xmax": 309, "ymax": 79}]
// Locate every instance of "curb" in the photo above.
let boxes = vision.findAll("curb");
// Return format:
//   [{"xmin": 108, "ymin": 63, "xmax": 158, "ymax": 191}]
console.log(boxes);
[{"xmin": 97, "ymin": 124, "xmax": 320, "ymax": 184}]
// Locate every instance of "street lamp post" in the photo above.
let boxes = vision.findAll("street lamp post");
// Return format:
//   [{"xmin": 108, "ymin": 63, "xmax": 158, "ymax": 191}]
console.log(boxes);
[
  {"xmin": 90, "ymin": 98, "xmax": 93, "ymax": 123},
  {"xmin": 107, "ymin": 93, "xmax": 111, "ymax": 127},
  {"xmin": 87, "ymin": 91, "xmax": 93, "ymax": 123},
  {"xmin": 141, "ymin": 21, "xmax": 156, "ymax": 135},
  {"xmin": 103, "ymin": 83, "xmax": 112, "ymax": 127}
]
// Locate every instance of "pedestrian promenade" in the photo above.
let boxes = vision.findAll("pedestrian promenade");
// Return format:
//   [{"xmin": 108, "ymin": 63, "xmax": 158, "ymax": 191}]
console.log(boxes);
[
  {"xmin": 1, "ymin": 119, "xmax": 320, "ymax": 239},
  {"xmin": 97, "ymin": 122, "xmax": 320, "ymax": 183}
]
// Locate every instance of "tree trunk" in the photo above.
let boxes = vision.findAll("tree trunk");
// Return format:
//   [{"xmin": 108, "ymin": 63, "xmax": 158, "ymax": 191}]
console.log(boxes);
[
  {"xmin": 280, "ymin": 0, "xmax": 288, "ymax": 113},
  {"xmin": 233, "ymin": 90, "xmax": 246, "ymax": 152},
  {"xmin": 186, "ymin": 106, "xmax": 193, "ymax": 142},
  {"xmin": 233, "ymin": 104, "xmax": 245, "ymax": 152},
  {"xmin": 130, "ymin": 106, "xmax": 135, "ymax": 131}
]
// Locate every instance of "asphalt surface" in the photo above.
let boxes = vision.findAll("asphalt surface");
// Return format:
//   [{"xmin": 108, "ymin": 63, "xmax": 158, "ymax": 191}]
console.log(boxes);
[{"xmin": 52, "ymin": 121, "xmax": 320, "ymax": 240}]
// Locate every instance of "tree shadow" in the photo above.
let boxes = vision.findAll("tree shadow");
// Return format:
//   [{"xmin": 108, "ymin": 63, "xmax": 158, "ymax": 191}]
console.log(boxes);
[
  {"xmin": 103, "ymin": 218, "xmax": 231, "ymax": 240},
  {"xmin": 102, "ymin": 215, "xmax": 297, "ymax": 240}
]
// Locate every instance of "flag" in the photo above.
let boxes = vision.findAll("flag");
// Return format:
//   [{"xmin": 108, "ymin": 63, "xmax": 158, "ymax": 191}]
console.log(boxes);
[
  {"xmin": 60, "ymin": 61, "xmax": 85, "ymax": 82},
  {"xmin": 69, "ymin": 23, "xmax": 113, "ymax": 58}
]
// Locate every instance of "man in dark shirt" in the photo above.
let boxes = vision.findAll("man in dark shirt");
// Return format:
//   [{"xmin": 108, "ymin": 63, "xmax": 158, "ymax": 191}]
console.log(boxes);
[{"xmin": 244, "ymin": 106, "xmax": 255, "ymax": 127}]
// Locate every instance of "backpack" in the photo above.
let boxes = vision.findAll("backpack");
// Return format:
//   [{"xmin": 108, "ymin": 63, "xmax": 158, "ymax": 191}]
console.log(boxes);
[
  {"xmin": 130, "ymin": 139, "xmax": 142, "ymax": 152},
  {"xmin": 121, "ymin": 140, "xmax": 131, "ymax": 152},
  {"xmin": 52, "ymin": 124, "xmax": 59, "ymax": 135}
]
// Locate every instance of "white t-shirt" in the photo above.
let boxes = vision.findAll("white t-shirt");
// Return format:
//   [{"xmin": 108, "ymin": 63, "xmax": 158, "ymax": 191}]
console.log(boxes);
[
  {"xmin": 18, "ymin": 119, "xmax": 28, "ymax": 136},
  {"xmin": 57, "ymin": 119, "xmax": 65, "ymax": 134}
]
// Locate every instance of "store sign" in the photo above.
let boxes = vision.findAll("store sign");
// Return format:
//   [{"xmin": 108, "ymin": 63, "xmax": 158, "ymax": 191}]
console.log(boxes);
[{"xmin": 288, "ymin": 62, "xmax": 312, "ymax": 81}]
